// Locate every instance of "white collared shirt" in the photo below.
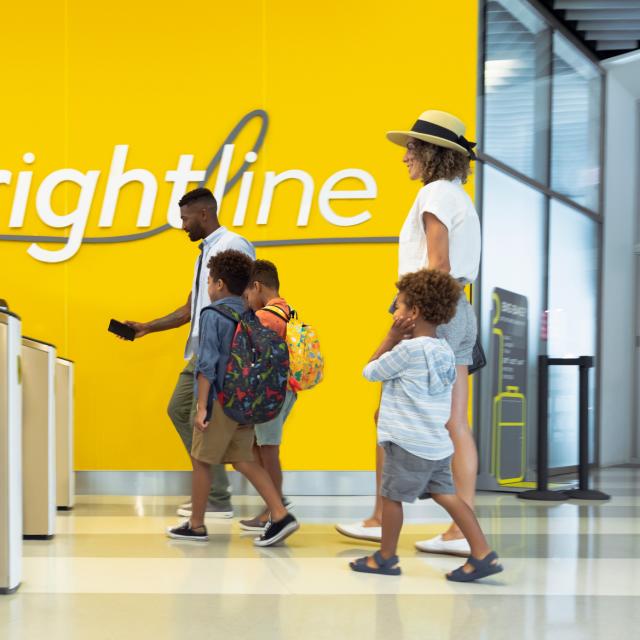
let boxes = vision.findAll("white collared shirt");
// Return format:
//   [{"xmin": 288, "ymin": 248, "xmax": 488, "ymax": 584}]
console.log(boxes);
[{"xmin": 184, "ymin": 226, "xmax": 255, "ymax": 358}]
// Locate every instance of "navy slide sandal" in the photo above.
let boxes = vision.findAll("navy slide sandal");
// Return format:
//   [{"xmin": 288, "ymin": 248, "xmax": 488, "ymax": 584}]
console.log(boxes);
[
  {"xmin": 350, "ymin": 550, "xmax": 402, "ymax": 576},
  {"xmin": 446, "ymin": 551, "xmax": 503, "ymax": 582}
]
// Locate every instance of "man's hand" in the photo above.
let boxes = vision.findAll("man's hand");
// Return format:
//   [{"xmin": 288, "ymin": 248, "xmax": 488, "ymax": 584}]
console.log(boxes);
[
  {"xmin": 387, "ymin": 315, "xmax": 415, "ymax": 344},
  {"xmin": 118, "ymin": 294, "xmax": 192, "ymax": 340},
  {"xmin": 123, "ymin": 321, "xmax": 150, "ymax": 339},
  {"xmin": 194, "ymin": 407, "xmax": 209, "ymax": 432}
]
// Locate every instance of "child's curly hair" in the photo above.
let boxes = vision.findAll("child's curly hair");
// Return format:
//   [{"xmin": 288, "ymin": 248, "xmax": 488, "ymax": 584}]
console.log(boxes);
[
  {"xmin": 208, "ymin": 249, "xmax": 254, "ymax": 295},
  {"xmin": 397, "ymin": 269, "xmax": 462, "ymax": 325}
]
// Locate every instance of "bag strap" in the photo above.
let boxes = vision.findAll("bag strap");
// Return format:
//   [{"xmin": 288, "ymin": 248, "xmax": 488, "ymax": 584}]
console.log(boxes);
[
  {"xmin": 207, "ymin": 304, "xmax": 242, "ymax": 325},
  {"xmin": 261, "ymin": 304, "xmax": 291, "ymax": 323}
]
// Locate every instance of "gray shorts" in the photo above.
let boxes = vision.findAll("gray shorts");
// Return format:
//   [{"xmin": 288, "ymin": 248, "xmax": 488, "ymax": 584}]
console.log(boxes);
[
  {"xmin": 436, "ymin": 293, "xmax": 477, "ymax": 366},
  {"xmin": 388, "ymin": 291, "xmax": 477, "ymax": 366},
  {"xmin": 255, "ymin": 390, "xmax": 297, "ymax": 446},
  {"xmin": 380, "ymin": 441, "xmax": 455, "ymax": 503}
]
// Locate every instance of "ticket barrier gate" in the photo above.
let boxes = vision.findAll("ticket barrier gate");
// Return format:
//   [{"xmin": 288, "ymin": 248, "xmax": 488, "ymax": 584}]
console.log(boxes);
[
  {"xmin": 56, "ymin": 358, "xmax": 74, "ymax": 510},
  {"xmin": 0, "ymin": 311, "xmax": 22, "ymax": 594},
  {"xmin": 21, "ymin": 337, "xmax": 56, "ymax": 539}
]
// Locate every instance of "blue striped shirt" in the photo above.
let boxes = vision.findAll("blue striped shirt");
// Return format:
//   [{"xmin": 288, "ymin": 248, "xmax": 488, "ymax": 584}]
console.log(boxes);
[{"xmin": 363, "ymin": 337, "xmax": 457, "ymax": 461}]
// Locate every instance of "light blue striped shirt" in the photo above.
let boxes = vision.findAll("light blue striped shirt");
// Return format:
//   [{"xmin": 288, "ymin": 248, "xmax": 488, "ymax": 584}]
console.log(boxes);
[{"xmin": 363, "ymin": 337, "xmax": 457, "ymax": 461}]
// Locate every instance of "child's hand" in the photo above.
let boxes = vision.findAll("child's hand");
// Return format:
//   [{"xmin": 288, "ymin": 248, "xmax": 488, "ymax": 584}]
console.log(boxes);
[
  {"xmin": 387, "ymin": 316, "xmax": 415, "ymax": 343},
  {"xmin": 194, "ymin": 407, "xmax": 209, "ymax": 432}
]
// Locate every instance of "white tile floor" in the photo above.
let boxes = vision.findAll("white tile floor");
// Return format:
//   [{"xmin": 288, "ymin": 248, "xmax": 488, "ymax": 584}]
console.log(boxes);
[{"xmin": 1, "ymin": 467, "xmax": 639, "ymax": 639}]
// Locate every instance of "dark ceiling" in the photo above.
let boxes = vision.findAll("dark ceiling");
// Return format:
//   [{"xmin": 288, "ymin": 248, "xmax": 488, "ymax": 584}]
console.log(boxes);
[{"xmin": 540, "ymin": 0, "xmax": 640, "ymax": 59}]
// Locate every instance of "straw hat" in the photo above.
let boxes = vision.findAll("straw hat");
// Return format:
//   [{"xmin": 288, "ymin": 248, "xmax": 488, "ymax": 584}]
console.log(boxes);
[{"xmin": 386, "ymin": 110, "xmax": 476, "ymax": 159}]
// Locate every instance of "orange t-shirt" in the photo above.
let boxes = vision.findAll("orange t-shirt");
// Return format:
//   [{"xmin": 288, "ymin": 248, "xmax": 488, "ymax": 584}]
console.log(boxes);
[{"xmin": 255, "ymin": 297, "xmax": 290, "ymax": 338}]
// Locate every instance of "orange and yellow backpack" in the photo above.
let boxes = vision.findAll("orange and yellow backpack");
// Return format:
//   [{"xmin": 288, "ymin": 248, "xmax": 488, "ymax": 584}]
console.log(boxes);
[{"xmin": 262, "ymin": 305, "xmax": 324, "ymax": 392}]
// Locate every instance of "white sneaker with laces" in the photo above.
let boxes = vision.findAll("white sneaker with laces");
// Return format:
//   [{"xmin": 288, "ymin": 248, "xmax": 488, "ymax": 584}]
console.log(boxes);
[
  {"xmin": 335, "ymin": 521, "xmax": 382, "ymax": 542},
  {"xmin": 415, "ymin": 534, "xmax": 471, "ymax": 557}
]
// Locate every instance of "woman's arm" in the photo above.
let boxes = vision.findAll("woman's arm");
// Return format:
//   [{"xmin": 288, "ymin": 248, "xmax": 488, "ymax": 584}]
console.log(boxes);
[{"xmin": 423, "ymin": 212, "xmax": 451, "ymax": 273}]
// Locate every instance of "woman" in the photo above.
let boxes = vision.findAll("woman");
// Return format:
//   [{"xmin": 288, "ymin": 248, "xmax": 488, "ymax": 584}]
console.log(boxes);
[{"xmin": 337, "ymin": 110, "xmax": 481, "ymax": 556}]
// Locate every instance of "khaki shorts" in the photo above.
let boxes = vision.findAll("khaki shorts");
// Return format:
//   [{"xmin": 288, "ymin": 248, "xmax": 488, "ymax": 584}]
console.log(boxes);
[{"xmin": 191, "ymin": 400, "xmax": 255, "ymax": 465}]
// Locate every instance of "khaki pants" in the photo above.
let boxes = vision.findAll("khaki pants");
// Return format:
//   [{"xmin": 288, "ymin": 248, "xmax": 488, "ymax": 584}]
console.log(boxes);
[{"xmin": 167, "ymin": 357, "xmax": 231, "ymax": 507}]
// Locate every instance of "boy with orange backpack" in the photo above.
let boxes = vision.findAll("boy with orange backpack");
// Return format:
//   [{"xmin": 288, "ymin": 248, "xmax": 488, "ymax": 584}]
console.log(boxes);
[
  {"xmin": 240, "ymin": 259, "xmax": 323, "ymax": 531},
  {"xmin": 166, "ymin": 251, "xmax": 299, "ymax": 546}
]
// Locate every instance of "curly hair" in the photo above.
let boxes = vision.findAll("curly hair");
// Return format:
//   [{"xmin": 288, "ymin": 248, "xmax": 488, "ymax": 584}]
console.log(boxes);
[
  {"xmin": 411, "ymin": 139, "xmax": 472, "ymax": 184},
  {"xmin": 397, "ymin": 269, "xmax": 462, "ymax": 325},
  {"xmin": 208, "ymin": 249, "xmax": 254, "ymax": 295}
]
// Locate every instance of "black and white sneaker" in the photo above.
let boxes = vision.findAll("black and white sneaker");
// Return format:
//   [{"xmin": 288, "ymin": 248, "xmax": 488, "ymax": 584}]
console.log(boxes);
[
  {"xmin": 166, "ymin": 521, "xmax": 208, "ymax": 542},
  {"xmin": 253, "ymin": 513, "xmax": 299, "ymax": 547}
]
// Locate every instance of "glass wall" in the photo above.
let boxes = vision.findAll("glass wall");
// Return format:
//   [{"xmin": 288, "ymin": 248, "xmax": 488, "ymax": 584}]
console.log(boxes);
[
  {"xmin": 547, "ymin": 200, "xmax": 598, "ymax": 467},
  {"xmin": 479, "ymin": 165, "xmax": 546, "ymax": 483},
  {"xmin": 551, "ymin": 34, "xmax": 602, "ymax": 211},
  {"xmin": 479, "ymin": 0, "xmax": 603, "ymax": 485},
  {"xmin": 484, "ymin": 0, "xmax": 550, "ymax": 181}
]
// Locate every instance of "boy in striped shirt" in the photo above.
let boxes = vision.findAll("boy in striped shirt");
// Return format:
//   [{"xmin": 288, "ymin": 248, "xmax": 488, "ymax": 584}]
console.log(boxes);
[{"xmin": 350, "ymin": 269, "xmax": 502, "ymax": 582}]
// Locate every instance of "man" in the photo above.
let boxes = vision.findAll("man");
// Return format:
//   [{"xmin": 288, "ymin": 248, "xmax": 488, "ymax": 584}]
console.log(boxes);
[{"xmin": 125, "ymin": 187, "xmax": 255, "ymax": 518}]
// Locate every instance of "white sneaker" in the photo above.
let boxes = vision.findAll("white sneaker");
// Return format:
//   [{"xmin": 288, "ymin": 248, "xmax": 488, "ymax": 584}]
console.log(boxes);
[
  {"xmin": 176, "ymin": 503, "xmax": 234, "ymax": 519},
  {"xmin": 415, "ymin": 534, "xmax": 471, "ymax": 557},
  {"xmin": 335, "ymin": 521, "xmax": 382, "ymax": 542}
]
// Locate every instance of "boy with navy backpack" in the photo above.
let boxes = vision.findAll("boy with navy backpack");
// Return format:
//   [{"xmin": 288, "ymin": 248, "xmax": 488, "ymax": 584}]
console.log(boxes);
[{"xmin": 167, "ymin": 249, "xmax": 299, "ymax": 546}]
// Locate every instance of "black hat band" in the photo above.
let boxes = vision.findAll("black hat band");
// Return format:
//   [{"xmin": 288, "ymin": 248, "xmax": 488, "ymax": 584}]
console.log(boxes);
[{"xmin": 410, "ymin": 120, "xmax": 477, "ymax": 159}]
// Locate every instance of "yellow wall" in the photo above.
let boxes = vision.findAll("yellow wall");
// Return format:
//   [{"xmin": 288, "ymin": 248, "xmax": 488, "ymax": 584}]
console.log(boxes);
[{"xmin": 0, "ymin": 1, "xmax": 477, "ymax": 470}]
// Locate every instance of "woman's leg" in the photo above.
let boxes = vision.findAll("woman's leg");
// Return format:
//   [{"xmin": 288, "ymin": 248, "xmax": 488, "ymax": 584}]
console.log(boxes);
[
  {"xmin": 336, "ymin": 398, "xmax": 385, "ymax": 537},
  {"xmin": 442, "ymin": 365, "xmax": 478, "ymax": 540},
  {"xmin": 363, "ymin": 441, "xmax": 385, "ymax": 526},
  {"xmin": 363, "ymin": 401, "xmax": 384, "ymax": 526}
]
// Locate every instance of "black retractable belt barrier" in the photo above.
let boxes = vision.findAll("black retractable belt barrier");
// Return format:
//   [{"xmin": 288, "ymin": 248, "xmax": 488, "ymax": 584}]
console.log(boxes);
[
  {"xmin": 518, "ymin": 355, "xmax": 609, "ymax": 502},
  {"xmin": 563, "ymin": 356, "xmax": 610, "ymax": 501}
]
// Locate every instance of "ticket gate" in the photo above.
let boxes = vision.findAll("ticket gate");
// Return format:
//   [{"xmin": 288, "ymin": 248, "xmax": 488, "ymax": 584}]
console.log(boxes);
[
  {"xmin": 55, "ymin": 358, "xmax": 74, "ymax": 510},
  {"xmin": 21, "ymin": 337, "xmax": 56, "ymax": 539},
  {"xmin": 0, "ymin": 311, "xmax": 22, "ymax": 594}
]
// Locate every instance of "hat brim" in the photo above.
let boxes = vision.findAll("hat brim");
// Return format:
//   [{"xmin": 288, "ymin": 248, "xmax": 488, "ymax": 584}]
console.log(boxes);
[{"xmin": 386, "ymin": 130, "xmax": 471, "ymax": 157}]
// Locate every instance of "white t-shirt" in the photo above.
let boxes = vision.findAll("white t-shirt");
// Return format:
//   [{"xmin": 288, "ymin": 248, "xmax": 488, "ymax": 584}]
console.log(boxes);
[{"xmin": 398, "ymin": 179, "xmax": 481, "ymax": 282}]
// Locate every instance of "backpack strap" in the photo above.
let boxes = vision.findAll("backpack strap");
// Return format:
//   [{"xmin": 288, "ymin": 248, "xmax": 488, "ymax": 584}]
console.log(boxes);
[
  {"xmin": 261, "ymin": 304, "xmax": 291, "ymax": 323},
  {"xmin": 206, "ymin": 304, "xmax": 242, "ymax": 324}
]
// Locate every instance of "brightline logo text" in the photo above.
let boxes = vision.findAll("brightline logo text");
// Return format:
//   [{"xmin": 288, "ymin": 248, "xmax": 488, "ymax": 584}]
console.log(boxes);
[{"xmin": 0, "ymin": 110, "xmax": 379, "ymax": 263}]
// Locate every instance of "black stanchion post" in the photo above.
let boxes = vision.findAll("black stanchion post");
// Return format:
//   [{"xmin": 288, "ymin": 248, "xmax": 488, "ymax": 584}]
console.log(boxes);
[
  {"xmin": 518, "ymin": 355, "xmax": 569, "ymax": 501},
  {"xmin": 564, "ymin": 356, "xmax": 609, "ymax": 501}
]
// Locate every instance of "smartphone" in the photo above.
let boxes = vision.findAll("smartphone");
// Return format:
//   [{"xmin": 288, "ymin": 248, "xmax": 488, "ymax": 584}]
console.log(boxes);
[{"xmin": 108, "ymin": 319, "xmax": 136, "ymax": 341}]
